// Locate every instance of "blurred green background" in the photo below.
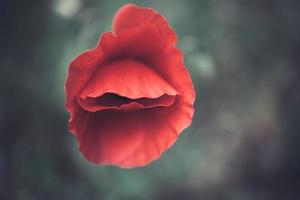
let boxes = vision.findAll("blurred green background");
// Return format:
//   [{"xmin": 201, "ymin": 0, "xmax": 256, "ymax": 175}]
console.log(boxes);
[{"xmin": 1, "ymin": 0, "xmax": 300, "ymax": 199}]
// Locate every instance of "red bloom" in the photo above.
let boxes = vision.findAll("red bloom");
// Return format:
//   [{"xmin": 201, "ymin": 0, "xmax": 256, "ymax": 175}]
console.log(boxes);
[{"xmin": 65, "ymin": 4, "xmax": 195, "ymax": 168}]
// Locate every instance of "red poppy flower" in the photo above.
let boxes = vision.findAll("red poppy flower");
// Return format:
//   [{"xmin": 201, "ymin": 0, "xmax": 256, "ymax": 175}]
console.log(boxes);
[{"xmin": 65, "ymin": 4, "xmax": 195, "ymax": 168}]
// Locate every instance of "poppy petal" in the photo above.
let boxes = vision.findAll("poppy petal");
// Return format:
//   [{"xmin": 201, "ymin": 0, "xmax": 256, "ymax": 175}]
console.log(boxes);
[
  {"xmin": 74, "ymin": 96, "xmax": 193, "ymax": 168},
  {"xmin": 79, "ymin": 59, "xmax": 177, "ymax": 98},
  {"xmin": 112, "ymin": 4, "xmax": 176, "ymax": 47}
]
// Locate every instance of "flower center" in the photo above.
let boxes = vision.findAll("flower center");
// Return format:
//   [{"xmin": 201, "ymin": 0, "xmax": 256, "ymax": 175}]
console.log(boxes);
[{"xmin": 79, "ymin": 92, "xmax": 176, "ymax": 112}]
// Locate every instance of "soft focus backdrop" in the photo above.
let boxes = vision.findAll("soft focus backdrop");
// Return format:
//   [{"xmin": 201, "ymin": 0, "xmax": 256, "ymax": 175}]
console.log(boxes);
[{"xmin": 1, "ymin": 0, "xmax": 300, "ymax": 199}]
